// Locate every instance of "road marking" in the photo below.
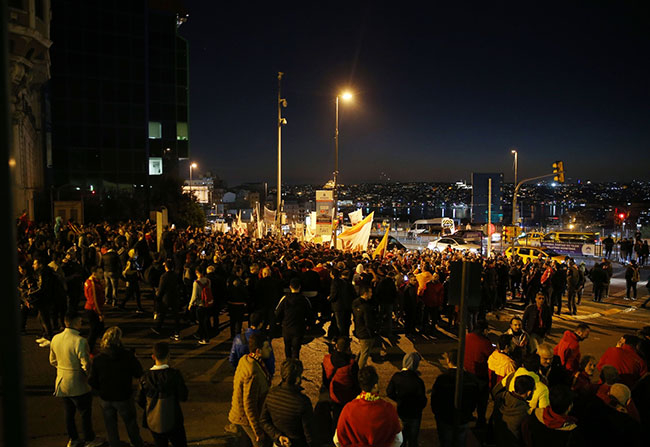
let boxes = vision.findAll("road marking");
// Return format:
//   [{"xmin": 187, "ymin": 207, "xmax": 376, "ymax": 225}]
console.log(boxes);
[
  {"xmin": 557, "ymin": 306, "xmax": 638, "ymax": 321},
  {"xmin": 190, "ymin": 357, "xmax": 229, "ymax": 383},
  {"xmin": 175, "ymin": 330, "xmax": 230, "ymax": 368}
]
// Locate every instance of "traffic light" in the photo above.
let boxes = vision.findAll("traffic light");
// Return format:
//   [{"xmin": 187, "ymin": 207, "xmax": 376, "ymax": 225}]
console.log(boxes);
[
  {"xmin": 552, "ymin": 161, "xmax": 565, "ymax": 183},
  {"xmin": 618, "ymin": 213, "xmax": 625, "ymax": 221}
]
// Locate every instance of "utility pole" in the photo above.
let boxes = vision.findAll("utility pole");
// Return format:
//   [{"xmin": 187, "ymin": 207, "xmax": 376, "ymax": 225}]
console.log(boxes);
[
  {"xmin": 510, "ymin": 167, "xmax": 565, "ymax": 253},
  {"xmin": 276, "ymin": 72, "xmax": 287, "ymax": 238},
  {"xmin": 333, "ymin": 95, "xmax": 339, "ymax": 248},
  {"xmin": 511, "ymin": 148, "xmax": 518, "ymax": 223},
  {"xmin": 487, "ymin": 178, "xmax": 492, "ymax": 256}
]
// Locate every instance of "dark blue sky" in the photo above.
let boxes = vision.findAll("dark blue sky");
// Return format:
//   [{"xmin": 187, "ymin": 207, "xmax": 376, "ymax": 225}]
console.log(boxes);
[{"xmin": 179, "ymin": 1, "xmax": 650, "ymax": 186}]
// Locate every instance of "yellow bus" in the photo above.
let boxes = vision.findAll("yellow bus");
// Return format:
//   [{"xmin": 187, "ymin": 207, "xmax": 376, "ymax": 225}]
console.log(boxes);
[
  {"xmin": 541, "ymin": 231, "xmax": 600, "ymax": 257},
  {"xmin": 543, "ymin": 231, "xmax": 599, "ymax": 244}
]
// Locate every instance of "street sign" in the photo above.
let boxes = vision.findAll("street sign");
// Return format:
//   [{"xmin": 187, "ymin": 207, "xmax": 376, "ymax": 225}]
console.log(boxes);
[{"xmin": 447, "ymin": 260, "xmax": 482, "ymax": 307}]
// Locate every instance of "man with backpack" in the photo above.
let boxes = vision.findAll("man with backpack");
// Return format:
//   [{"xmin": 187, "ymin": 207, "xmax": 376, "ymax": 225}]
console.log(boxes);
[
  {"xmin": 188, "ymin": 266, "xmax": 213, "ymax": 345},
  {"xmin": 137, "ymin": 342, "xmax": 188, "ymax": 447}
]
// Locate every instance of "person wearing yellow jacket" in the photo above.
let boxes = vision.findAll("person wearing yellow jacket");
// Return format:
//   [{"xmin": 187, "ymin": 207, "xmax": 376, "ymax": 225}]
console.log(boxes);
[
  {"xmin": 488, "ymin": 334, "xmax": 517, "ymax": 388},
  {"xmin": 228, "ymin": 333, "xmax": 272, "ymax": 447},
  {"xmin": 502, "ymin": 353, "xmax": 550, "ymax": 409}
]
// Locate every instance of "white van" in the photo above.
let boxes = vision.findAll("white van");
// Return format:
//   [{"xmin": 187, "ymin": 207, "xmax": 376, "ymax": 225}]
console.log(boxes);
[{"xmin": 408, "ymin": 218, "xmax": 456, "ymax": 238}]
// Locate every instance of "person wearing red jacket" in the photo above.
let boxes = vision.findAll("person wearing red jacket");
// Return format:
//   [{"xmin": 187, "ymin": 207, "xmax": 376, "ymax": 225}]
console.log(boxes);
[
  {"xmin": 84, "ymin": 267, "xmax": 105, "ymax": 353},
  {"xmin": 419, "ymin": 274, "xmax": 444, "ymax": 334},
  {"xmin": 464, "ymin": 319, "xmax": 494, "ymax": 426},
  {"xmin": 597, "ymin": 334, "xmax": 648, "ymax": 388},
  {"xmin": 553, "ymin": 323, "xmax": 590, "ymax": 374},
  {"xmin": 322, "ymin": 337, "xmax": 360, "ymax": 426},
  {"xmin": 334, "ymin": 366, "xmax": 402, "ymax": 447}
]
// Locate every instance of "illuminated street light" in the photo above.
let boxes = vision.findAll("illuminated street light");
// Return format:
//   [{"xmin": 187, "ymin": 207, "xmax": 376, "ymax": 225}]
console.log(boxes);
[
  {"xmin": 333, "ymin": 90, "xmax": 353, "ymax": 247},
  {"xmin": 511, "ymin": 148, "xmax": 518, "ymax": 224},
  {"xmin": 190, "ymin": 162, "xmax": 197, "ymax": 199},
  {"xmin": 277, "ymin": 72, "xmax": 287, "ymax": 237}
]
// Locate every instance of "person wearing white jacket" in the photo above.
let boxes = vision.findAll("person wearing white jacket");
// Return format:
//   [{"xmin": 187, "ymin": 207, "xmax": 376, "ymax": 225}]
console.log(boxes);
[{"xmin": 49, "ymin": 313, "xmax": 104, "ymax": 447}]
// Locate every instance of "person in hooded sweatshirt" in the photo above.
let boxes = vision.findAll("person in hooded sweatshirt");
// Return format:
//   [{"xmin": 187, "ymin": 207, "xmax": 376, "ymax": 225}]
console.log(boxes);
[
  {"xmin": 89, "ymin": 326, "xmax": 144, "ymax": 447},
  {"xmin": 494, "ymin": 375, "xmax": 536, "ymax": 447},
  {"xmin": 322, "ymin": 337, "xmax": 360, "ymax": 426},
  {"xmin": 488, "ymin": 334, "xmax": 517, "ymax": 388},
  {"xmin": 386, "ymin": 352, "xmax": 428, "ymax": 447},
  {"xmin": 553, "ymin": 323, "xmax": 590, "ymax": 374}
]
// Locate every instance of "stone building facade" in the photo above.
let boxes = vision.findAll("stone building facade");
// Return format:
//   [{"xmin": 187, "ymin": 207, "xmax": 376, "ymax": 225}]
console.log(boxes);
[{"xmin": 8, "ymin": 0, "xmax": 52, "ymax": 220}]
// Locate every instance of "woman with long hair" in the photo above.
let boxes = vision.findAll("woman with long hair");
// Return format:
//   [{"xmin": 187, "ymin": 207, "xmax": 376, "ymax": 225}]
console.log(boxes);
[{"xmin": 88, "ymin": 327, "xmax": 144, "ymax": 447}]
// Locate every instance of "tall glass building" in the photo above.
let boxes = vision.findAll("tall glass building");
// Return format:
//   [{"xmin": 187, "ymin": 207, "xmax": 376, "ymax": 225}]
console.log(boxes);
[{"xmin": 48, "ymin": 0, "xmax": 188, "ymax": 213}]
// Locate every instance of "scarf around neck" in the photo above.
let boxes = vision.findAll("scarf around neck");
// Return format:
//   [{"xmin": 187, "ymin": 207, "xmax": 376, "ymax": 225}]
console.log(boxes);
[
  {"xmin": 356, "ymin": 391, "xmax": 381, "ymax": 402},
  {"xmin": 248, "ymin": 352, "xmax": 271, "ymax": 384}
]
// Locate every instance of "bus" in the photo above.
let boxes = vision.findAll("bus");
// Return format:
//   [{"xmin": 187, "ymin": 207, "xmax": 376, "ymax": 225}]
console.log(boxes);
[
  {"xmin": 541, "ymin": 231, "xmax": 600, "ymax": 257},
  {"xmin": 543, "ymin": 231, "xmax": 600, "ymax": 244}
]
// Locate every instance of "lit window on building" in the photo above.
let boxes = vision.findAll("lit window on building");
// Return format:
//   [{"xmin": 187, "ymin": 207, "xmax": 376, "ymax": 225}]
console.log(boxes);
[
  {"xmin": 148, "ymin": 121, "xmax": 162, "ymax": 139},
  {"xmin": 177, "ymin": 122, "xmax": 188, "ymax": 140}
]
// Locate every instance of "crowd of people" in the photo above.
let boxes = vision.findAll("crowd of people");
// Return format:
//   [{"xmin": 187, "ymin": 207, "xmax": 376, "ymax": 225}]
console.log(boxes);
[
  {"xmin": 601, "ymin": 234, "xmax": 649, "ymax": 265},
  {"xmin": 15, "ymin": 219, "xmax": 650, "ymax": 447}
]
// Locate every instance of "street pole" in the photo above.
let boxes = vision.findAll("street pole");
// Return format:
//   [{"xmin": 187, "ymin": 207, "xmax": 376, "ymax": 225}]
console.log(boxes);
[
  {"xmin": 487, "ymin": 178, "xmax": 492, "ymax": 256},
  {"xmin": 189, "ymin": 163, "xmax": 193, "ymax": 199},
  {"xmin": 453, "ymin": 260, "xmax": 469, "ymax": 447},
  {"xmin": 277, "ymin": 72, "xmax": 286, "ymax": 238},
  {"xmin": 511, "ymin": 149, "xmax": 518, "ymax": 223},
  {"xmin": 333, "ymin": 95, "xmax": 339, "ymax": 248},
  {"xmin": 510, "ymin": 172, "xmax": 559, "ymax": 254}
]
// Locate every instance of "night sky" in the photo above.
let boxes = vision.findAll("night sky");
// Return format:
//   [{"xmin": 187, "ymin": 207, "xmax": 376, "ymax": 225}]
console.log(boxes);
[{"xmin": 179, "ymin": 1, "xmax": 650, "ymax": 186}]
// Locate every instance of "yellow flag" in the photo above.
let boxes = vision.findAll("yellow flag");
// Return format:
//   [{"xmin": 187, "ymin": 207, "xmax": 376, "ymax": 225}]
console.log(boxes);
[{"xmin": 373, "ymin": 227, "xmax": 390, "ymax": 259}]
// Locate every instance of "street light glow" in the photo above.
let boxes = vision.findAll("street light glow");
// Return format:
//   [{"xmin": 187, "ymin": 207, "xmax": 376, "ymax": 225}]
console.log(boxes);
[
  {"xmin": 340, "ymin": 91, "xmax": 353, "ymax": 101},
  {"xmin": 191, "ymin": 162, "xmax": 198, "ymax": 169}
]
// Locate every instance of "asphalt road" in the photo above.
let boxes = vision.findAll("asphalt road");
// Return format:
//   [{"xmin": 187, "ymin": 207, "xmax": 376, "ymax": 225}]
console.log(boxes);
[{"xmin": 16, "ymin": 263, "xmax": 650, "ymax": 447}]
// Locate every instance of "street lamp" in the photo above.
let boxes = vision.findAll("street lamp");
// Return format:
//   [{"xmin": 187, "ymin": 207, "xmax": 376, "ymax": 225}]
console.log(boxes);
[
  {"xmin": 511, "ymin": 149, "xmax": 518, "ymax": 224},
  {"xmin": 333, "ymin": 90, "xmax": 353, "ymax": 247},
  {"xmin": 277, "ymin": 72, "xmax": 287, "ymax": 237},
  {"xmin": 189, "ymin": 162, "xmax": 197, "ymax": 199}
]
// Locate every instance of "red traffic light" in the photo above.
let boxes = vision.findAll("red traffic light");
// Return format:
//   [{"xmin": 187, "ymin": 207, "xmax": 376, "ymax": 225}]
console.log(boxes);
[{"xmin": 618, "ymin": 213, "xmax": 625, "ymax": 220}]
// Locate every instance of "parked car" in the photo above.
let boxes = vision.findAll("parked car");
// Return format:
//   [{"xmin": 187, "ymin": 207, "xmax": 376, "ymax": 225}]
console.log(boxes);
[
  {"xmin": 514, "ymin": 231, "xmax": 545, "ymax": 247},
  {"xmin": 427, "ymin": 237, "xmax": 482, "ymax": 253},
  {"xmin": 452, "ymin": 229, "xmax": 484, "ymax": 244},
  {"xmin": 369, "ymin": 235, "xmax": 407, "ymax": 251}
]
